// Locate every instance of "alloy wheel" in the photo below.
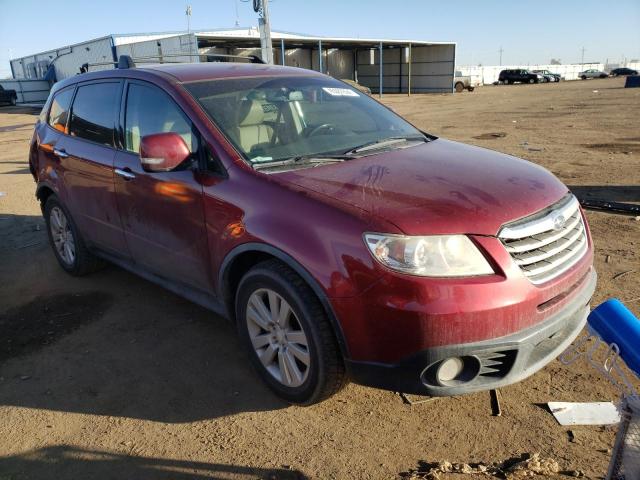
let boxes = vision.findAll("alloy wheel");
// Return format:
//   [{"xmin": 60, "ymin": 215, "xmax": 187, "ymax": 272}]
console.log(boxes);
[
  {"xmin": 246, "ymin": 288, "xmax": 311, "ymax": 387},
  {"xmin": 49, "ymin": 206, "xmax": 76, "ymax": 266}
]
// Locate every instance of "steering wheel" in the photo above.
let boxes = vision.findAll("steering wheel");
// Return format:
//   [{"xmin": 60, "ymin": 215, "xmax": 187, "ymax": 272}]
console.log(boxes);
[{"xmin": 307, "ymin": 123, "xmax": 352, "ymax": 137}]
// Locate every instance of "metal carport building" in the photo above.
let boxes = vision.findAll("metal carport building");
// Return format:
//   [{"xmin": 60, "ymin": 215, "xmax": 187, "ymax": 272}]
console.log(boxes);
[{"xmin": 9, "ymin": 28, "xmax": 456, "ymax": 94}]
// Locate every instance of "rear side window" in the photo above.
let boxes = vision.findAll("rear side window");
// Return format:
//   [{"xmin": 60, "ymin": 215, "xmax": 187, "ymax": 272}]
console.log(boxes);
[
  {"xmin": 124, "ymin": 83, "xmax": 195, "ymax": 154},
  {"xmin": 47, "ymin": 88, "xmax": 74, "ymax": 133},
  {"xmin": 69, "ymin": 82, "xmax": 120, "ymax": 146}
]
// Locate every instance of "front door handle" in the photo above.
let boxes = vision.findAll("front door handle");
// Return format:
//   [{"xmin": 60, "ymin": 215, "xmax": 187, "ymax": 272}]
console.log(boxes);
[
  {"xmin": 115, "ymin": 168, "xmax": 136, "ymax": 180},
  {"xmin": 53, "ymin": 147, "xmax": 69, "ymax": 158}
]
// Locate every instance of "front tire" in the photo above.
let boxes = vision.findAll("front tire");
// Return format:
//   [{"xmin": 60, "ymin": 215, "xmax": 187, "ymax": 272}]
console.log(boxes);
[
  {"xmin": 454, "ymin": 82, "xmax": 464, "ymax": 93},
  {"xmin": 43, "ymin": 195, "xmax": 104, "ymax": 276},
  {"xmin": 581, "ymin": 75, "xmax": 587, "ymax": 80},
  {"xmin": 236, "ymin": 259, "xmax": 346, "ymax": 404}
]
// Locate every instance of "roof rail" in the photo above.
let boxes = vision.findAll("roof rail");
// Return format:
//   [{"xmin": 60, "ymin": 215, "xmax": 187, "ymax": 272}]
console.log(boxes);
[
  {"xmin": 131, "ymin": 53, "xmax": 265, "ymax": 64},
  {"xmin": 78, "ymin": 52, "xmax": 265, "ymax": 74}
]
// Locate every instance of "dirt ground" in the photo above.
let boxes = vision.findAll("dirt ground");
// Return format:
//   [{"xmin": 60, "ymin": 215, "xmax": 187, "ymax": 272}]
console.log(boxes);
[{"xmin": 0, "ymin": 77, "xmax": 639, "ymax": 479}]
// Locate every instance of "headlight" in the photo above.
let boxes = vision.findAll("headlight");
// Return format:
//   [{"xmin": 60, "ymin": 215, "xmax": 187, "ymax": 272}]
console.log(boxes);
[{"xmin": 363, "ymin": 233, "xmax": 494, "ymax": 277}]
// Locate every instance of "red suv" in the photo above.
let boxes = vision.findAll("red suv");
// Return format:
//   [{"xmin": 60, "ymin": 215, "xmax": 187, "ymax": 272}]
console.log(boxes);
[{"xmin": 29, "ymin": 60, "xmax": 596, "ymax": 404}]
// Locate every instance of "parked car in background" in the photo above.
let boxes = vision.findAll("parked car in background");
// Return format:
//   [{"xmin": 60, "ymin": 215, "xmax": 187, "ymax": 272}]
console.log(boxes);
[
  {"xmin": 340, "ymin": 78, "xmax": 371, "ymax": 95},
  {"xmin": 0, "ymin": 85, "xmax": 18, "ymax": 106},
  {"xmin": 579, "ymin": 69, "xmax": 608, "ymax": 79},
  {"xmin": 498, "ymin": 69, "xmax": 544, "ymax": 84},
  {"xmin": 532, "ymin": 69, "xmax": 561, "ymax": 82},
  {"xmin": 30, "ymin": 60, "xmax": 596, "ymax": 404},
  {"xmin": 610, "ymin": 67, "xmax": 638, "ymax": 77},
  {"xmin": 454, "ymin": 71, "xmax": 477, "ymax": 92}
]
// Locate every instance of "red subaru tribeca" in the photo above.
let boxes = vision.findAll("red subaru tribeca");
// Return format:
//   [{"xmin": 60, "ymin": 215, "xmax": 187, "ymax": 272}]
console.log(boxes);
[{"xmin": 29, "ymin": 61, "xmax": 596, "ymax": 404}]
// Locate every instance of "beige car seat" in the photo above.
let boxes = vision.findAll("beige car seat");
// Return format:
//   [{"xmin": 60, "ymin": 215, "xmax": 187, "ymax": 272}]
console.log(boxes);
[{"xmin": 235, "ymin": 100, "xmax": 274, "ymax": 154}]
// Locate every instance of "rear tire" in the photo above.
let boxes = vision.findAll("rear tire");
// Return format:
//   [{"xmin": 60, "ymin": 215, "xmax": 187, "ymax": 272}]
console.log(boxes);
[
  {"xmin": 529, "ymin": 78, "xmax": 535, "ymax": 84},
  {"xmin": 581, "ymin": 75, "xmax": 587, "ymax": 80},
  {"xmin": 236, "ymin": 259, "xmax": 346, "ymax": 404},
  {"xmin": 43, "ymin": 195, "xmax": 105, "ymax": 276},
  {"xmin": 454, "ymin": 82, "xmax": 464, "ymax": 93}
]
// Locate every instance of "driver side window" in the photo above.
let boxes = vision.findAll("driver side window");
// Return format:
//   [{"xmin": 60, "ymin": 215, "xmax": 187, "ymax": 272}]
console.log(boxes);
[{"xmin": 124, "ymin": 83, "xmax": 196, "ymax": 154}]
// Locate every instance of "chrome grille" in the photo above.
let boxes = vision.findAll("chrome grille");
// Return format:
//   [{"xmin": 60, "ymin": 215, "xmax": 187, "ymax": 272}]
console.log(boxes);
[{"xmin": 499, "ymin": 194, "xmax": 588, "ymax": 285}]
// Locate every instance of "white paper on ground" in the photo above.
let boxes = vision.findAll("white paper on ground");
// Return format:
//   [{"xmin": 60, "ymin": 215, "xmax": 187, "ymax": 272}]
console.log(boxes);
[{"xmin": 548, "ymin": 401, "xmax": 620, "ymax": 425}]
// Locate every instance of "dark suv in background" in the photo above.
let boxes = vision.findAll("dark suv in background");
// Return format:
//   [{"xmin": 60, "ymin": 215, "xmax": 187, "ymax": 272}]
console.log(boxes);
[
  {"xmin": 29, "ymin": 60, "xmax": 595, "ymax": 404},
  {"xmin": 610, "ymin": 67, "xmax": 638, "ymax": 76},
  {"xmin": 0, "ymin": 85, "xmax": 18, "ymax": 106},
  {"xmin": 498, "ymin": 69, "xmax": 544, "ymax": 84}
]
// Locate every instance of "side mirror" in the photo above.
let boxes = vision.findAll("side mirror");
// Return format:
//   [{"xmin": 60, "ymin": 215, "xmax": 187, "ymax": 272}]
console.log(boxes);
[{"xmin": 139, "ymin": 132, "xmax": 191, "ymax": 173}]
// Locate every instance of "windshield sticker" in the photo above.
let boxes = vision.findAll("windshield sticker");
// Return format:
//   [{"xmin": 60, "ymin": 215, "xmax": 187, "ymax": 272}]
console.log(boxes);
[
  {"xmin": 251, "ymin": 156, "xmax": 274, "ymax": 163},
  {"xmin": 322, "ymin": 87, "xmax": 359, "ymax": 97}
]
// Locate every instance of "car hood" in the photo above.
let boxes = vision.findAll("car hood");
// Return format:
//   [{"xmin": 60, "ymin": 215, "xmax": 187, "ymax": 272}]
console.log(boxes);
[{"xmin": 272, "ymin": 139, "xmax": 569, "ymax": 236}]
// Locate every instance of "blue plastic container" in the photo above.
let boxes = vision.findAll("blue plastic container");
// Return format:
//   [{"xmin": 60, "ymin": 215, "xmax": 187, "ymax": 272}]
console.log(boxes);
[{"xmin": 587, "ymin": 298, "xmax": 640, "ymax": 377}]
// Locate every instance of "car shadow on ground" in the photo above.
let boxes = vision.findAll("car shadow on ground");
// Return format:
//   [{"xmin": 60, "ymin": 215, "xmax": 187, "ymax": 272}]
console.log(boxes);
[
  {"xmin": 0, "ymin": 213, "xmax": 289, "ymax": 423},
  {"xmin": 0, "ymin": 445, "xmax": 308, "ymax": 479},
  {"xmin": 569, "ymin": 185, "xmax": 640, "ymax": 203}
]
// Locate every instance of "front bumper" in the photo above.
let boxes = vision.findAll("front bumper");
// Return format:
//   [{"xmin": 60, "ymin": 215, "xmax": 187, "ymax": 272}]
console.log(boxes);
[{"xmin": 346, "ymin": 269, "xmax": 596, "ymax": 396}]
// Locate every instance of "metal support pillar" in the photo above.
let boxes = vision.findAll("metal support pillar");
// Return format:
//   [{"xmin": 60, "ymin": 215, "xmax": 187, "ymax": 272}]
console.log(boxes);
[
  {"xmin": 280, "ymin": 38, "xmax": 285, "ymax": 66},
  {"xmin": 379, "ymin": 42, "xmax": 383, "ymax": 98},
  {"xmin": 408, "ymin": 43, "xmax": 412, "ymax": 96},
  {"xmin": 318, "ymin": 40, "xmax": 323, "ymax": 73}
]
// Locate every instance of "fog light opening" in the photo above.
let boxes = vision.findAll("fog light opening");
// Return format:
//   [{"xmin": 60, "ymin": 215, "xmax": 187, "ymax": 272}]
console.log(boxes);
[
  {"xmin": 422, "ymin": 355, "xmax": 481, "ymax": 388},
  {"xmin": 436, "ymin": 357, "xmax": 464, "ymax": 383}
]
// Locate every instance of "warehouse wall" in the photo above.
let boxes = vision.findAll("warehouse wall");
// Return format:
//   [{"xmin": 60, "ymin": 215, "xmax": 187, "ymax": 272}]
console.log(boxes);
[
  {"xmin": 11, "ymin": 37, "xmax": 115, "ymax": 81},
  {"xmin": 357, "ymin": 44, "xmax": 455, "ymax": 93},
  {"xmin": 117, "ymin": 34, "xmax": 197, "ymax": 64},
  {"xmin": 277, "ymin": 48, "xmax": 312, "ymax": 70}
]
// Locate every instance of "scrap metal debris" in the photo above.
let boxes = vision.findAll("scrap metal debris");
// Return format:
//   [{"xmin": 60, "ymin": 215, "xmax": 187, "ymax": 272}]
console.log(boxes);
[
  {"xmin": 576, "ymin": 198, "xmax": 640, "ymax": 216},
  {"xmin": 613, "ymin": 270, "xmax": 635, "ymax": 281},
  {"xmin": 548, "ymin": 401, "xmax": 620, "ymax": 426},
  {"xmin": 397, "ymin": 392, "xmax": 439, "ymax": 405},
  {"xmin": 490, "ymin": 389, "xmax": 502, "ymax": 416},
  {"xmin": 401, "ymin": 453, "xmax": 561, "ymax": 479},
  {"xmin": 473, "ymin": 132, "xmax": 507, "ymax": 140}
]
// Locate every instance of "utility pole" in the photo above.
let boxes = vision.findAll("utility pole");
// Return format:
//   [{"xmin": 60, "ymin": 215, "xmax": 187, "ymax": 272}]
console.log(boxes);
[
  {"xmin": 186, "ymin": 5, "xmax": 192, "ymax": 34},
  {"xmin": 580, "ymin": 46, "xmax": 585, "ymax": 65},
  {"xmin": 254, "ymin": 0, "xmax": 274, "ymax": 64},
  {"xmin": 499, "ymin": 46, "xmax": 503, "ymax": 66}
]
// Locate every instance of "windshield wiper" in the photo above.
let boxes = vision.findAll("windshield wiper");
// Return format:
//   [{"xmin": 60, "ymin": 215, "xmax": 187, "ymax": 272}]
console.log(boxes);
[
  {"xmin": 252, "ymin": 154, "xmax": 351, "ymax": 171},
  {"xmin": 345, "ymin": 135, "xmax": 429, "ymax": 155}
]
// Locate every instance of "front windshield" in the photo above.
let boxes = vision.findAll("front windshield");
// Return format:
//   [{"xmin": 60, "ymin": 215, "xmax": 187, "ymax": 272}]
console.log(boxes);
[{"xmin": 184, "ymin": 75, "xmax": 422, "ymax": 164}]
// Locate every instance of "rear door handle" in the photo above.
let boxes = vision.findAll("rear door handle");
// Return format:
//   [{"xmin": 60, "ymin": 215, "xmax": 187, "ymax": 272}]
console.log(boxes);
[
  {"xmin": 114, "ymin": 168, "xmax": 136, "ymax": 180},
  {"xmin": 53, "ymin": 147, "xmax": 69, "ymax": 158}
]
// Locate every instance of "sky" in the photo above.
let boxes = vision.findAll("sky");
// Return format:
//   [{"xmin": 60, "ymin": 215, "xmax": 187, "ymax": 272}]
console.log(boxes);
[{"xmin": 1, "ymin": 0, "xmax": 639, "ymax": 78}]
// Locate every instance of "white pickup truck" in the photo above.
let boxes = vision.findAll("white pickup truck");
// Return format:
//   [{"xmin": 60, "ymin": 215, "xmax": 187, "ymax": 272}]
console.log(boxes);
[{"xmin": 454, "ymin": 71, "xmax": 478, "ymax": 93}]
